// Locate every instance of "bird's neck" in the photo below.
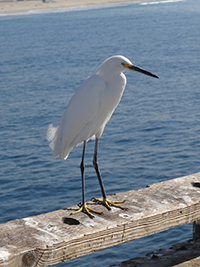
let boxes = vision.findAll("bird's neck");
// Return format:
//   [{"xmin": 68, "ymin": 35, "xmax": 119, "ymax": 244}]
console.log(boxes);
[{"xmin": 96, "ymin": 69, "xmax": 126, "ymax": 86}]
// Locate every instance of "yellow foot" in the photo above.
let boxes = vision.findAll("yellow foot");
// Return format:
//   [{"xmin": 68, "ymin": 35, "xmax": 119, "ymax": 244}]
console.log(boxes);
[
  {"xmin": 71, "ymin": 203, "xmax": 102, "ymax": 218},
  {"xmin": 92, "ymin": 197, "xmax": 127, "ymax": 211}
]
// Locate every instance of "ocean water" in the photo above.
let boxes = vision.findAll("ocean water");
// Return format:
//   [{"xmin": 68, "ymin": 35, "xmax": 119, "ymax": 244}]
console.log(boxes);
[{"xmin": 0, "ymin": 0, "xmax": 200, "ymax": 266}]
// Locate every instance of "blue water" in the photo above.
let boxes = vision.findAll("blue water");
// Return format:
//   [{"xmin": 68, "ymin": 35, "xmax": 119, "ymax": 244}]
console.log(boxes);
[{"xmin": 0, "ymin": 0, "xmax": 200, "ymax": 266}]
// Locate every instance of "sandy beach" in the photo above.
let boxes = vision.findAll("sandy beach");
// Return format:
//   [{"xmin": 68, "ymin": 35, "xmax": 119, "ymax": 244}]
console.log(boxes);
[{"xmin": 0, "ymin": 0, "xmax": 145, "ymax": 15}]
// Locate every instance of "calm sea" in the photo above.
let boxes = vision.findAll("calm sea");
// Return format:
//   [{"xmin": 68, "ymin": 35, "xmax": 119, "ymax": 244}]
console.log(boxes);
[{"xmin": 0, "ymin": 0, "xmax": 200, "ymax": 266}]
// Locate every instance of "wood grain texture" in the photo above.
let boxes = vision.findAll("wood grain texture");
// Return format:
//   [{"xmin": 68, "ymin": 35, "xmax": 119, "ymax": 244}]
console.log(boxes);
[{"xmin": 1, "ymin": 172, "xmax": 200, "ymax": 267}]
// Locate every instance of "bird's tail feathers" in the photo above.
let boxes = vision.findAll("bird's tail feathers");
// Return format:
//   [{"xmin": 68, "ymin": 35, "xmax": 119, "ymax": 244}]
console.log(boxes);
[{"xmin": 47, "ymin": 123, "xmax": 58, "ymax": 151}]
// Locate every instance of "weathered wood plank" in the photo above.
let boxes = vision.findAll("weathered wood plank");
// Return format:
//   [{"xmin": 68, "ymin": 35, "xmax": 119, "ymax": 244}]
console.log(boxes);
[{"xmin": 1, "ymin": 172, "xmax": 200, "ymax": 267}]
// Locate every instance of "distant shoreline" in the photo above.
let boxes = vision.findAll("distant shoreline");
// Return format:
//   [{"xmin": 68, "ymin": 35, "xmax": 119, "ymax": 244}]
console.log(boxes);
[{"xmin": 0, "ymin": 0, "xmax": 146, "ymax": 15}]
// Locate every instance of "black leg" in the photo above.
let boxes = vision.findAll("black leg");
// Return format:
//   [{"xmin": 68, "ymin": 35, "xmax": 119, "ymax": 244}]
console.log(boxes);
[
  {"xmin": 71, "ymin": 140, "xmax": 102, "ymax": 217},
  {"xmin": 92, "ymin": 138, "xmax": 127, "ymax": 211},
  {"xmin": 80, "ymin": 141, "xmax": 86, "ymax": 205},
  {"xmin": 93, "ymin": 138, "xmax": 107, "ymax": 199}
]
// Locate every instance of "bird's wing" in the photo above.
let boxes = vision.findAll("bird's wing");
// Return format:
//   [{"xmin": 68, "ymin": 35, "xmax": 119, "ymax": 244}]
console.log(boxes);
[{"xmin": 52, "ymin": 74, "xmax": 106, "ymax": 159}]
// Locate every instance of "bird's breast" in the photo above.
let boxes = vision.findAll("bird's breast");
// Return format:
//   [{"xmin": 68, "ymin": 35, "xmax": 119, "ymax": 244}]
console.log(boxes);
[{"xmin": 97, "ymin": 74, "xmax": 126, "ymax": 119}]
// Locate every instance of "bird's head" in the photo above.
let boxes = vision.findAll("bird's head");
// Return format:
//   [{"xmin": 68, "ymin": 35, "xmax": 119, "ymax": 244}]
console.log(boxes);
[{"xmin": 98, "ymin": 55, "xmax": 159, "ymax": 79}]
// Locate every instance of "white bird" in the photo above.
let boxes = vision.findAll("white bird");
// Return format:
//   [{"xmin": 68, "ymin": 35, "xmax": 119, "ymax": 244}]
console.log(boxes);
[{"xmin": 47, "ymin": 55, "xmax": 158, "ymax": 217}]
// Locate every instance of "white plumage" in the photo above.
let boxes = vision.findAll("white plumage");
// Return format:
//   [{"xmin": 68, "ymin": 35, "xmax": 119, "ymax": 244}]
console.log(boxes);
[
  {"xmin": 47, "ymin": 55, "xmax": 158, "ymax": 217},
  {"xmin": 47, "ymin": 55, "xmax": 131, "ymax": 160}
]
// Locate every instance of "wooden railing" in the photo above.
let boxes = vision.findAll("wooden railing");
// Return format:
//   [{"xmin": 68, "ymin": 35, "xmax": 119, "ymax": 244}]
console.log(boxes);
[{"xmin": 1, "ymin": 172, "xmax": 200, "ymax": 267}]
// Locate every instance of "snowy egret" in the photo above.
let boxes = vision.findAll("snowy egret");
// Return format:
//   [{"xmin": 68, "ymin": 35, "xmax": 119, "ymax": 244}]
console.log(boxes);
[{"xmin": 47, "ymin": 55, "xmax": 158, "ymax": 217}]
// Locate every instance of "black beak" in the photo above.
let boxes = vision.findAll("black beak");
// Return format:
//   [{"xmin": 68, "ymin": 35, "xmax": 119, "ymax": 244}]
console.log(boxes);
[{"xmin": 128, "ymin": 65, "xmax": 159, "ymax": 79}]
